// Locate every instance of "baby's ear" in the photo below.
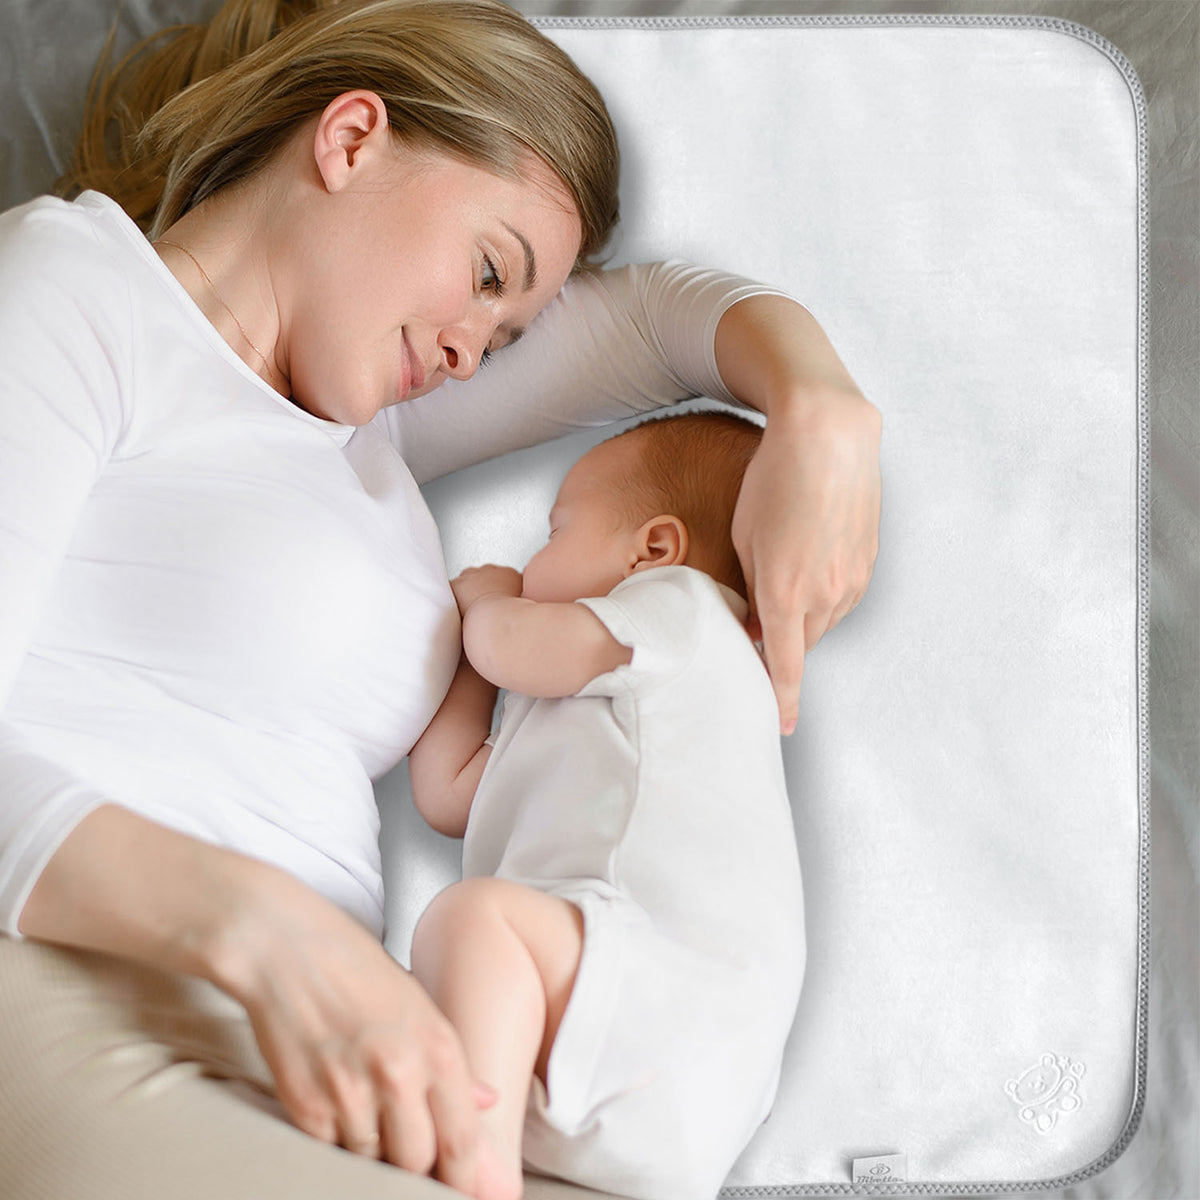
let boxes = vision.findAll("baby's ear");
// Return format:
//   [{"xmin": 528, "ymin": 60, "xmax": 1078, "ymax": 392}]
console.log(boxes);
[{"xmin": 630, "ymin": 514, "xmax": 688, "ymax": 574}]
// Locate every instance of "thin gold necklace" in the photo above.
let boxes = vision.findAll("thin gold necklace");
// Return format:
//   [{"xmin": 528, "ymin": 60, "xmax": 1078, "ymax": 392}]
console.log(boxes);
[{"xmin": 157, "ymin": 239, "xmax": 283, "ymax": 390}]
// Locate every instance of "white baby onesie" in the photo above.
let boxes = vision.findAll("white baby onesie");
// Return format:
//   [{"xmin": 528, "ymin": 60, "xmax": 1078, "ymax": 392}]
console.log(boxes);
[{"xmin": 462, "ymin": 566, "xmax": 806, "ymax": 1200}]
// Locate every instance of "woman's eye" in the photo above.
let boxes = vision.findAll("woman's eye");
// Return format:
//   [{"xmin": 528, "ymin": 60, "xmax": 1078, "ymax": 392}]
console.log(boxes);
[{"xmin": 481, "ymin": 256, "xmax": 505, "ymax": 297}]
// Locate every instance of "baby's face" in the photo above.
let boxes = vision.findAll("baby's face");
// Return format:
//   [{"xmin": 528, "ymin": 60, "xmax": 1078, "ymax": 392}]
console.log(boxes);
[{"xmin": 522, "ymin": 440, "xmax": 639, "ymax": 603}]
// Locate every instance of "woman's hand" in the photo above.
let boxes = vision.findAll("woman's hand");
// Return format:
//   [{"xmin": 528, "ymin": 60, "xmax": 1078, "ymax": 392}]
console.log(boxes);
[
  {"xmin": 221, "ymin": 863, "xmax": 495, "ymax": 1191},
  {"xmin": 714, "ymin": 294, "xmax": 881, "ymax": 735},
  {"xmin": 20, "ymin": 805, "xmax": 493, "ymax": 1194},
  {"xmin": 732, "ymin": 394, "xmax": 881, "ymax": 734},
  {"xmin": 451, "ymin": 564, "xmax": 523, "ymax": 614}
]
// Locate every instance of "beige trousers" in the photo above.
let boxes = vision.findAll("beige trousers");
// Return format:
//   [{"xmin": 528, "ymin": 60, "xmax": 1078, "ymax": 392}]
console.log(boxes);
[{"xmin": 0, "ymin": 938, "xmax": 604, "ymax": 1200}]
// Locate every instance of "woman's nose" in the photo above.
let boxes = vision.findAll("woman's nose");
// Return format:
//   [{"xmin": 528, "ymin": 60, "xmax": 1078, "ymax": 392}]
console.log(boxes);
[{"xmin": 439, "ymin": 323, "xmax": 492, "ymax": 381}]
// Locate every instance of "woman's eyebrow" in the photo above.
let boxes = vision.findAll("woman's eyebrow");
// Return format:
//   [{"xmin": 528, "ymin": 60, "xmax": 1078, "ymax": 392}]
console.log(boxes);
[{"xmin": 502, "ymin": 223, "xmax": 538, "ymax": 292}]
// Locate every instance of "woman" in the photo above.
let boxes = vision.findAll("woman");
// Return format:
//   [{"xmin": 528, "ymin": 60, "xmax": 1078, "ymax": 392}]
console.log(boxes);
[{"xmin": 0, "ymin": 1, "xmax": 880, "ymax": 1197}]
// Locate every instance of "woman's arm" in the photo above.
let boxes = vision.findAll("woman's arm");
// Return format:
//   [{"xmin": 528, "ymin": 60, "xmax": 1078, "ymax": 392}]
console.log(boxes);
[
  {"xmin": 382, "ymin": 262, "xmax": 880, "ymax": 731},
  {"xmin": 0, "ymin": 201, "xmax": 134, "ymax": 931},
  {"xmin": 715, "ymin": 294, "xmax": 882, "ymax": 735},
  {"xmin": 20, "ymin": 804, "xmax": 491, "ymax": 1190},
  {"xmin": 381, "ymin": 261, "xmax": 777, "ymax": 483},
  {"xmin": 0, "ymin": 202, "xmax": 490, "ymax": 1192}
]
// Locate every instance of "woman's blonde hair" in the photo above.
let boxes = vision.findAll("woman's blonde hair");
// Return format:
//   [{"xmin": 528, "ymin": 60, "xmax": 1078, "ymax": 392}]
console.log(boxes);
[
  {"xmin": 610, "ymin": 411, "xmax": 764, "ymax": 599},
  {"xmin": 57, "ymin": 0, "xmax": 619, "ymax": 257}
]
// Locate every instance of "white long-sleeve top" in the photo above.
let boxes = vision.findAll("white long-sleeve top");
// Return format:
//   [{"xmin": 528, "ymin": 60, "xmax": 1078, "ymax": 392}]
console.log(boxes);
[{"xmin": 0, "ymin": 191, "xmax": 779, "ymax": 937}]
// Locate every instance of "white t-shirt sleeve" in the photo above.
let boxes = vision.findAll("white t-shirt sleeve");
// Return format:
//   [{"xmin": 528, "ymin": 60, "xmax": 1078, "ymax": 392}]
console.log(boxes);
[
  {"xmin": 379, "ymin": 261, "xmax": 788, "ymax": 484},
  {"xmin": 575, "ymin": 567, "xmax": 716, "ymax": 698},
  {"xmin": 0, "ymin": 199, "xmax": 132, "ymax": 934}
]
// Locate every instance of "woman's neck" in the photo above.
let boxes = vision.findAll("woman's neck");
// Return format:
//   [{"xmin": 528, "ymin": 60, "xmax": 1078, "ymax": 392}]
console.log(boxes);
[{"xmin": 153, "ymin": 183, "xmax": 289, "ymax": 395}]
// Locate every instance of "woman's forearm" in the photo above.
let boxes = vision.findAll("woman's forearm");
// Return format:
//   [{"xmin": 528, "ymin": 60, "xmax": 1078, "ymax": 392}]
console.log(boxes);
[
  {"xmin": 713, "ymin": 292, "xmax": 870, "ymax": 419},
  {"xmin": 17, "ymin": 803, "xmax": 285, "ymax": 993},
  {"xmin": 385, "ymin": 262, "xmax": 780, "ymax": 484},
  {"xmin": 17, "ymin": 801, "xmax": 414, "ymax": 1027},
  {"xmin": 19, "ymin": 802, "xmax": 493, "ymax": 1179}
]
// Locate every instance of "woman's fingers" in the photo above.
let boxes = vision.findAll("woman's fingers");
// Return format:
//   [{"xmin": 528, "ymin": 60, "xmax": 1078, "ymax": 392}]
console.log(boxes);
[
  {"xmin": 745, "ymin": 576, "xmax": 805, "ymax": 736},
  {"xmin": 828, "ymin": 580, "xmax": 867, "ymax": 632},
  {"xmin": 237, "ymin": 893, "xmax": 486, "ymax": 1184},
  {"xmin": 427, "ymin": 1062, "xmax": 485, "ymax": 1191},
  {"xmin": 378, "ymin": 1082, "xmax": 438, "ymax": 1175},
  {"xmin": 297, "ymin": 1031, "xmax": 478, "ymax": 1181},
  {"xmin": 343, "ymin": 1128, "xmax": 383, "ymax": 1159},
  {"xmin": 743, "ymin": 536, "xmax": 872, "ymax": 734},
  {"xmin": 732, "ymin": 388, "xmax": 881, "ymax": 733},
  {"xmin": 329, "ymin": 1062, "xmax": 386, "ymax": 1159},
  {"xmin": 279, "ymin": 1077, "xmax": 339, "ymax": 1147},
  {"xmin": 751, "ymin": 560, "xmax": 872, "ymax": 732}
]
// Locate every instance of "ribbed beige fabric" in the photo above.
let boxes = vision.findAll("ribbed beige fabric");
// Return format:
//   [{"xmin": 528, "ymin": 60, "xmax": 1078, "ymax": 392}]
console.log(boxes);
[{"xmin": 0, "ymin": 938, "xmax": 602, "ymax": 1200}]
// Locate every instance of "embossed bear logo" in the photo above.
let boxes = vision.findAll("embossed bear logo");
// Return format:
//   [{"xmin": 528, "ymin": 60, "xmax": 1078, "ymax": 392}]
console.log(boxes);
[{"xmin": 1005, "ymin": 1053, "xmax": 1085, "ymax": 1133}]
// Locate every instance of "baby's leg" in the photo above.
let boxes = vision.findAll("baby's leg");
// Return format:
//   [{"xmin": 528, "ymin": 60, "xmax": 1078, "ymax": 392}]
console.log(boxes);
[{"xmin": 411, "ymin": 877, "xmax": 584, "ymax": 1200}]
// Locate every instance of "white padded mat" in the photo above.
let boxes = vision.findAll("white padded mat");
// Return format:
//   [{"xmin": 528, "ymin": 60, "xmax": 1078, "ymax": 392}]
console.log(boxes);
[{"xmin": 376, "ymin": 17, "xmax": 1148, "ymax": 1195}]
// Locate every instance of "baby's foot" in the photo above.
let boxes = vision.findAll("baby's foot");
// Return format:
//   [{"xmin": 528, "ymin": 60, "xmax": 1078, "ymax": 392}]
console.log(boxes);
[{"xmin": 472, "ymin": 1132, "xmax": 524, "ymax": 1200}]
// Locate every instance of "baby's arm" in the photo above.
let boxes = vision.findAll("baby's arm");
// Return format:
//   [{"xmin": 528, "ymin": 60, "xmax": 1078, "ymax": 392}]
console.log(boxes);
[
  {"xmin": 455, "ymin": 566, "xmax": 632, "ymax": 698},
  {"xmin": 408, "ymin": 569, "xmax": 525, "ymax": 837},
  {"xmin": 408, "ymin": 652, "xmax": 497, "ymax": 839}
]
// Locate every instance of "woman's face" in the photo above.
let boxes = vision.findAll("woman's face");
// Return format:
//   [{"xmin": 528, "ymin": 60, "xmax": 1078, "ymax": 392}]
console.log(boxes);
[{"xmin": 280, "ymin": 145, "xmax": 583, "ymax": 426}]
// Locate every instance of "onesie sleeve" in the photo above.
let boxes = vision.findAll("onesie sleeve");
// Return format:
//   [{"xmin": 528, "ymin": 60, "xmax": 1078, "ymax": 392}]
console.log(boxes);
[
  {"xmin": 379, "ymin": 261, "xmax": 788, "ymax": 484},
  {"xmin": 575, "ymin": 567, "xmax": 721, "ymax": 699},
  {"xmin": 0, "ymin": 199, "xmax": 133, "ymax": 935}
]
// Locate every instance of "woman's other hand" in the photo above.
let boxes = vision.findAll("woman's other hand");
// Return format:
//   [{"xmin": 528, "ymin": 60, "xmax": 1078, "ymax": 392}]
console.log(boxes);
[
  {"xmin": 222, "ymin": 863, "xmax": 495, "ymax": 1191},
  {"xmin": 20, "ymin": 806, "xmax": 494, "ymax": 1194},
  {"xmin": 715, "ymin": 294, "xmax": 881, "ymax": 735}
]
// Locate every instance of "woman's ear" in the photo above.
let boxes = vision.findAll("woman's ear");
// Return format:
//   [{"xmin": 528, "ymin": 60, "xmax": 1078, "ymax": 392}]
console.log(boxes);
[
  {"xmin": 629, "ymin": 515, "xmax": 689, "ymax": 574},
  {"xmin": 312, "ymin": 90, "xmax": 391, "ymax": 192}
]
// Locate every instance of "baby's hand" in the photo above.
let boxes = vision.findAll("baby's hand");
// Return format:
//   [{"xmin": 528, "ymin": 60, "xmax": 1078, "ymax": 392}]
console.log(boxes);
[{"xmin": 451, "ymin": 565, "xmax": 523, "ymax": 615}]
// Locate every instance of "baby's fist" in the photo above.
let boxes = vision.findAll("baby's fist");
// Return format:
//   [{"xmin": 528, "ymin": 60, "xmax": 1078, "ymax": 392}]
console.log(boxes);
[{"xmin": 451, "ymin": 565, "xmax": 524, "ymax": 614}]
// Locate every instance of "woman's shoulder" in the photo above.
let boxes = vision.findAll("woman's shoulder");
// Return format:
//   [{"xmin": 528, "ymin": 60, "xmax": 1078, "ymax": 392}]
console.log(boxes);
[
  {"xmin": 0, "ymin": 194, "xmax": 148, "ymax": 427},
  {"xmin": 0, "ymin": 191, "xmax": 144, "ymax": 290}
]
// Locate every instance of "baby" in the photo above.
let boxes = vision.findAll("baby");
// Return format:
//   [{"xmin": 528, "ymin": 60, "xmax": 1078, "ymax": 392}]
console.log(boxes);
[{"xmin": 408, "ymin": 411, "xmax": 806, "ymax": 1200}]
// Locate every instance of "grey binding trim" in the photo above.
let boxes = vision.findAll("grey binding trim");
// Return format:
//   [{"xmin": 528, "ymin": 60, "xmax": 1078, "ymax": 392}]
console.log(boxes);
[{"xmin": 529, "ymin": 14, "xmax": 1152, "ymax": 1197}]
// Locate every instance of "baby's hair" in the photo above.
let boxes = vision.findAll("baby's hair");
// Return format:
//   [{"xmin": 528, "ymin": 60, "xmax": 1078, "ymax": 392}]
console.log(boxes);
[{"xmin": 609, "ymin": 410, "xmax": 764, "ymax": 598}]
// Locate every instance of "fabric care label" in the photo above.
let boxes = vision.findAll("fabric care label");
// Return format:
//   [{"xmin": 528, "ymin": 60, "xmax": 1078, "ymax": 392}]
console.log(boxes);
[{"xmin": 851, "ymin": 1153, "xmax": 908, "ymax": 1183}]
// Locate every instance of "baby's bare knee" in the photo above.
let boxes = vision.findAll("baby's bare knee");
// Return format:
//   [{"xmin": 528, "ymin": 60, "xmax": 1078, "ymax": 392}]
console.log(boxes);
[{"xmin": 412, "ymin": 878, "xmax": 501, "ymax": 965}]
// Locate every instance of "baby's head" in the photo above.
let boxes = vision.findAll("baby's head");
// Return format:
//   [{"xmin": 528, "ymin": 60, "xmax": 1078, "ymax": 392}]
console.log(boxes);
[{"xmin": 521, "ymin": 411, "xmax": 763, "ymax": 603}]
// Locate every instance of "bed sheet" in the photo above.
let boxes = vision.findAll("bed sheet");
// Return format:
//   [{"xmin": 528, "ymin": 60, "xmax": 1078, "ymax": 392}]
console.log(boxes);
[
  {"xmin": 390, "ymin": 13, "xmax": 1147, "ymax": 1196},
  {"xmin": 0, "ymin": 2, "xmax": 1194, "ymax": 1199}
]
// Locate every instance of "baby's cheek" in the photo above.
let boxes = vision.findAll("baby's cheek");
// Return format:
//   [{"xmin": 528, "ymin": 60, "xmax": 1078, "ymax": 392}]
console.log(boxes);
[{"xmin": 520, "ymin": 550, "xmax": 549, "ymax": 600}]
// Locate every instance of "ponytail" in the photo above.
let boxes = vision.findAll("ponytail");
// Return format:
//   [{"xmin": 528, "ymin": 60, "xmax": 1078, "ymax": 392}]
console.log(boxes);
[{"xmin": 58, "ymin": 1, "xmax": 325, "ymax": 231}]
